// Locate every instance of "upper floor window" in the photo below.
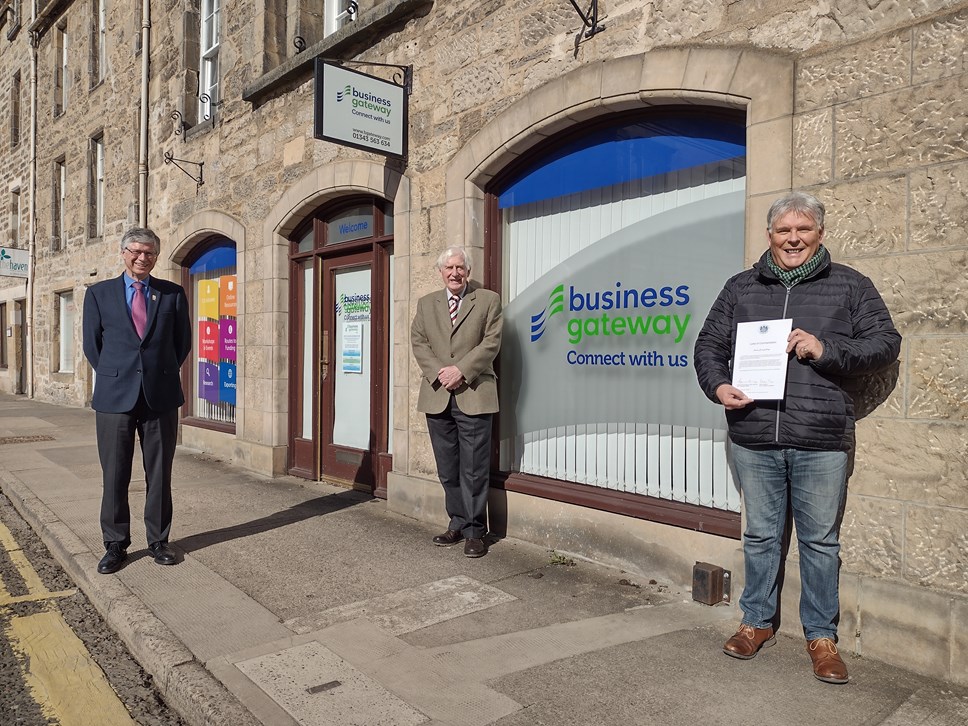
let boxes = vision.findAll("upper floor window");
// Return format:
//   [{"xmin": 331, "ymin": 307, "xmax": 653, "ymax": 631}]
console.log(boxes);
[
  {"xmin": 52, "ymin": 158, "xmax": 66, "ymax": 249},
  {"xmin": 88, "ymin": 134, "xmax": 104, "ymax": 238},
  {"xmin": 325, "ymin": 0, "xmax": 357, "ymax": 37},
  {"xmin": 91, "ymin": 0, "xmax": 106, "ymax": 86},
  {"xmin": 199, "ymin": 0, "xmax": 221, "ymax": 120},
  {"xmin": 10, "ymin": 71, "xmax": 20, "ymax": 147},
  {"xmin": 9, "ymin": 188, "xmax": 20, "ymax": 247},
  {"xmin": 54, "ymin": 23, "xmax": 69, "ymax": 115}
]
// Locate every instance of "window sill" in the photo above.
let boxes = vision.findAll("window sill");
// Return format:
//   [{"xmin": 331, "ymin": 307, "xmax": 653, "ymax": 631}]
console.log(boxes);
[
  {"xmin": 242, "ymin": 0, "xmax": 433, "ymax": 108},
  {"xmin": 493, "ymin": 470, "xmax": 741, "ymax": 539},
  {"xmin": 181, "ymin": 416, "xmax": 235, "ymax": 435},
  {"xmin": 184, "ymin": 115, "xmax": 216, "ymax": 142}
]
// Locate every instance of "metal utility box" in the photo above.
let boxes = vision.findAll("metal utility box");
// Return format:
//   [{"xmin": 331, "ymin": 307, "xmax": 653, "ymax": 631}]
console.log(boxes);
[{"xmin": 692, "ymin": 561, "xmax": 731, "ymax": 605}]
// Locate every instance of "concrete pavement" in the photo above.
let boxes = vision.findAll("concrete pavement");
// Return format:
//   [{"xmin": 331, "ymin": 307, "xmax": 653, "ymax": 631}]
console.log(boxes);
[{"xmin": 1, "ymin": 392, "xmax": 966, "ymax": 726}]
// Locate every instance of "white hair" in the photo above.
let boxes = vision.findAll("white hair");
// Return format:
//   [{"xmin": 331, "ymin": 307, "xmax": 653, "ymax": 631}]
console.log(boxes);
[{"xmin": 435, "ymin": 246, "xmax": 471, "ymax": 271}]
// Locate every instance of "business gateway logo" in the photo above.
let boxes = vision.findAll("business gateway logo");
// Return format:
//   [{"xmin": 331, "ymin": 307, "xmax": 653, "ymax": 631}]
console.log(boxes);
[
  {"xmin": 530, "ymin": 285, "xmax": 565, "ymax": 341},
  {"xmin": 335, "ymin": 84, "xmax": 393, "ymax": 119},
  {"xmin": 528, "ymin": 281, "xmax": 693, "ymax": 345}
]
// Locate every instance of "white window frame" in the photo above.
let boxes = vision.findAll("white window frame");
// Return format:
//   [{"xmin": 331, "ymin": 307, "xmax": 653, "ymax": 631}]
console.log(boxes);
[
  {"xmin": 10, "ymin": 188, "xmax": 20, "ymax": 247},
  {"xmin": 55, "ymin": 23, "xmax": 69, "ymax": 114},
  {"xmin": 89, "ymin": 135, "xmax": 104, "ymax": 238},
  {"xmin": 199, "ymin": 0, "xmax": 221, "ymax": 120},
  {"xmin": 92, "ymin": 0, "xmax": 106, "ymax": 85},
  {"xmin": 10, "ymin": 71, "xmax": 20, "ymax": 147},
  {"xmin": 324, "ymin": 0, "xmax": 357, "ymax": 37},
  {"xmin": 53, "ymin": 159, "xmax": 66, "ymax": 247},
  {"xmin": 58, "ymin": 291, "xmax": 75, "ymax": 373}
]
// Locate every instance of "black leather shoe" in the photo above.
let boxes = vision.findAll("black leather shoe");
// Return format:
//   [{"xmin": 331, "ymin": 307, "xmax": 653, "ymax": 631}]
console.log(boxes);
[
  {"xmin": 97, "ymin": 543, "xmax": 127, "ymax": 574},
  {"xmin": 464, "ymin": 538, "xmax": 487, "ymax": 558},
  {"xmin": 432, "ymin": 529, "xmax": 463, "ymax": 547},
  {"xmin": 148, "ymin": 542, "xmax": 177, "ymax": 565}
]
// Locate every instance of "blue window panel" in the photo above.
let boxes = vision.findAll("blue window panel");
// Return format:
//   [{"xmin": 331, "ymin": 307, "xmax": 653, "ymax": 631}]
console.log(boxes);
[{"xmin": 497, "ymin": 116, "xmax": 745, "ymax": 209}]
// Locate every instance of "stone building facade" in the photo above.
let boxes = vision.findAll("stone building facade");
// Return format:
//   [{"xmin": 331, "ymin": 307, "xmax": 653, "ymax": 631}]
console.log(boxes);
[{"xmin": 5, "ymin": 0, "xmax": 968, "ymax": 683}]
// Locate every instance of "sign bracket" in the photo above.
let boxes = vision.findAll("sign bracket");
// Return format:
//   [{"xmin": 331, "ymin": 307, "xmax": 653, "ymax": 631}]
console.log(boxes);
[{"xmin": 318, "ymin": 57, "xmax": 413, "ymax": 96}]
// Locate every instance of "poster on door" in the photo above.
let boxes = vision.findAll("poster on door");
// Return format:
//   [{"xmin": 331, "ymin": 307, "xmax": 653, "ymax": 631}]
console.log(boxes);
[{"xmin": 341, "ymin": 322, "xmax": 363, "ymax": 374}]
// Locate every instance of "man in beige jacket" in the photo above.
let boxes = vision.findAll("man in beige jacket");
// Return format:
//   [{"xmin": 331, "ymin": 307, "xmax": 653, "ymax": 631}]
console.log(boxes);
[{"xmin": 411, "ymin": 247, "xmax": 503, "ymax": 557}]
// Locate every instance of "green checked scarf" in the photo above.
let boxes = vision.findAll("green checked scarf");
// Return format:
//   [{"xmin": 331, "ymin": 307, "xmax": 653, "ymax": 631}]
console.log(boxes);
[{"xmin": 767, "ymin": 245, "xmax": 829, "ymax": 288}]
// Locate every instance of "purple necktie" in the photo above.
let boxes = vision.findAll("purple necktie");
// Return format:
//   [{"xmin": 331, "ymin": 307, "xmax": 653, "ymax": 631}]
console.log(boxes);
[{"xmin": 132, "ymin": 281, "xmax": 147, "ymax": 337}]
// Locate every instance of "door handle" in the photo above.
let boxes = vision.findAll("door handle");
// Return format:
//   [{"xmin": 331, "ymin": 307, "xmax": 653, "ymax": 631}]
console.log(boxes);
[{"xmin": 321, "ymin": 330, "xmax": 329, "ymax": 381}]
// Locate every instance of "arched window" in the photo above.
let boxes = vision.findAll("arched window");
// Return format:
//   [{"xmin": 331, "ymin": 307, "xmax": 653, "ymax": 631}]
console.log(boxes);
[
  {"xmin": 183, "ymin": 238, "xmax": 237, "ymax": 429},
  {"xmin": 489, "ymin": 108, "xmax": 746, "ymax": 534}
]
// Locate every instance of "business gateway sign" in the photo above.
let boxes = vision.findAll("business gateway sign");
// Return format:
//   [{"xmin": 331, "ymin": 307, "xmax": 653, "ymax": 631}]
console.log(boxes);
[{"xmin": 314, "ymin": 59, "xmax": 407, "ymax": 160}]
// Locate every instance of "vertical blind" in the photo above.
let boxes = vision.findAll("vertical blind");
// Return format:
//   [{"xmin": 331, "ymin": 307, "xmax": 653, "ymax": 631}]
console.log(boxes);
[{"xmin": 499, "ymin": 120, "xmax": 745, "ymax": 513}]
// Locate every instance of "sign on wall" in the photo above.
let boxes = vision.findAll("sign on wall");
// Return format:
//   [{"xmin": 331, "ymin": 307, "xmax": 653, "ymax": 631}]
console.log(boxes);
[
  {"xmin": 314, "ymin": 59, "xmax": 408, "ymax": 160},
  {"xmin": 0, "ymin": 247, "xmax": 29, "ymax": 278}
]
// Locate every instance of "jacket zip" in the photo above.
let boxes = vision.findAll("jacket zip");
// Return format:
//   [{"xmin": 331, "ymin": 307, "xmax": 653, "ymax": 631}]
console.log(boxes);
[{"xmin": 777, "ymin": 285, "xmax": 792, "ymax": 443}]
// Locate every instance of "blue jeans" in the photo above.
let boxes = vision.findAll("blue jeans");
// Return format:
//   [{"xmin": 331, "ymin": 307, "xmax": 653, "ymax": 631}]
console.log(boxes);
[{"xmin": 730, "ymin": 444, "xmax": 849, "ymax": 641}]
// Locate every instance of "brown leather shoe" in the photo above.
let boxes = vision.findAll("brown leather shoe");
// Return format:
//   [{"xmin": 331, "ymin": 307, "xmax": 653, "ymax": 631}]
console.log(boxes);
[
  {"xmin": 807, "ymin": 637, "xmax": 849, "ymax": 684},
  {"xmin": 722, "ymin": 624, "xmax": 775, "ymax": 659},
  {"xmin": 432, "ymin": 529, "xmax": 463, "ymax": 547},
  {"xmin": 463, "ymin": 538, "xmax": 487, "ymax": 558}
]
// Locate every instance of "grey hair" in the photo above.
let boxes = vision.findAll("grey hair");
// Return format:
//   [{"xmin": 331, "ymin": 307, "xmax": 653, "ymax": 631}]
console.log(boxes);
[
  {"xmin": 435, "ymin": 246, "xmax": 471, "ymax": 272},
  {"xmin": 120, "ymin": 227, "xmax": 161, "ymax": 255},
  {"xmin": 766, "ymin": 191, "xmax": 825, "ymax": 231}
]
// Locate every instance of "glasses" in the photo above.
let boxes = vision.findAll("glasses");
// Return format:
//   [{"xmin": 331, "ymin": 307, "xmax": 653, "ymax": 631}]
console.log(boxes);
[{"xmin": 124, "ymin": 247, "xmax": 158, "ymax": 260}]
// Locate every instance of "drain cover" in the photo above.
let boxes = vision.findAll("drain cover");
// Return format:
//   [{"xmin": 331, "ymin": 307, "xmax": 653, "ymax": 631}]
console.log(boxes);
[{"xmin": 0, "ymin": 435, "xmax": 55, "ymax": 445}]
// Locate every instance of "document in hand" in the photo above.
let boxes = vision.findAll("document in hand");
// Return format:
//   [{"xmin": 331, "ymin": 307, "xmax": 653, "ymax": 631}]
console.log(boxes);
[{"xmin": 731, "ymin": 318, "xmax": 793, "ymax": 400}]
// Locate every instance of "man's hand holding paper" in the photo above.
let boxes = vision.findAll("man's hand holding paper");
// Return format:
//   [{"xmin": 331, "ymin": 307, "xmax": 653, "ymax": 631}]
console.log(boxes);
[{"xmin": 731, "ymin": 318, "xmax": 794, "ymax": 400}]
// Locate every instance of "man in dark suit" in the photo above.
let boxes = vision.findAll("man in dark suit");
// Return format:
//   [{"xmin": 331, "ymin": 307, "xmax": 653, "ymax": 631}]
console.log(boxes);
[
  {"xmin": 411, "ymin": 246, "xmax": 502, "ymax": 558},
  {"xmin": 83, "ymin": 227, "xmax": 192, "ymax": 574}
]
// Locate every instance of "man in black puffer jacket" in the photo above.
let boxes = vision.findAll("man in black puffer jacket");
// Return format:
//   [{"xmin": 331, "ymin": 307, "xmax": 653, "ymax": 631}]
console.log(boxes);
[{"xmin": 694, "ymin": 191, "xmax": 901, "ymax": 685}]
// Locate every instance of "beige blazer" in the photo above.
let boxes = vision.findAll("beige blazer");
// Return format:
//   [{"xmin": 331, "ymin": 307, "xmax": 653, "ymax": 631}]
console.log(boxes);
[{"xmin": 411, "ymin": 281, "xmax": 503, "ymax": 415}]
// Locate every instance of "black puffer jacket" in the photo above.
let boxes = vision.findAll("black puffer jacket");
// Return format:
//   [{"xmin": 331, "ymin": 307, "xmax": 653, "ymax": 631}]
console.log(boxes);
[{"xmin": 694, "ymin": 251, "xmax": 902, "ymax": 452}]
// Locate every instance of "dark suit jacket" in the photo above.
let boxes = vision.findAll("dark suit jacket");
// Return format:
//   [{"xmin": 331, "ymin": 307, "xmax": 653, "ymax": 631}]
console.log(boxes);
[
  {"xmin": 83, "ymin": 274, "xmax": 192, "ymax": 413},
  {"xmin": 411, "ymin": 281, "xmax": 502, "ymax": 416}
]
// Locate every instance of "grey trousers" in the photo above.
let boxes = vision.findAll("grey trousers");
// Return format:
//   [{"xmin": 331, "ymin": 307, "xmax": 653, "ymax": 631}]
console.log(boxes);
[{"xmin": 96, "ymin": 394, "xmax": 178, "ymax": 549}]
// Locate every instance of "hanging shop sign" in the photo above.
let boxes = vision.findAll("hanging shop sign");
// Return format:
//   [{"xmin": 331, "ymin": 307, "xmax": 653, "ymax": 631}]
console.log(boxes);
[
  {"xmin": 314, "ymin": 59, "xmax": 408, "ymax": 160},
  {"xmin": 0, "ymin": 247, "xmax": 29, "ymax": 278}
]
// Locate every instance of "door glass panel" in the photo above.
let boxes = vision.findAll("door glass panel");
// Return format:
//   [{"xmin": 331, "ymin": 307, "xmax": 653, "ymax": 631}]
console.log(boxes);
[
  {"xmin": 295, "ymin": 228, "xmax": 314, "ymax": 254},
  {"xmin": 299, "ymin": 261, "xmax": 313, "ymax": 438},
  {"xmin": 327, "ymin": 205, "xmax": 373, "ymax": 244},
  {"xmin": 387, "ymin": 250, "xmax": 394, "ymax": 454},
  {"xmin": 332, "ymin": 266, "xmax": 371, "ymax": 449}
]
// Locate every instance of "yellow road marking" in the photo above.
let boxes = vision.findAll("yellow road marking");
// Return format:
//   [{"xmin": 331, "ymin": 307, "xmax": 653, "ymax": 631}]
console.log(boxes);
[
  {"xmin": 0, "ymin": 589, "xmax": 77, "ymax": 607},
  {"xmin": 7, "ymin": 610, "xmax": 137, "ymax": 726},
  {"xmin": 0, "ymin": 521, "xmax": 133, "ymax": 723},
  {"xmin": 0, "ymin": 520, "xmax": 53, "ymax": 597}
]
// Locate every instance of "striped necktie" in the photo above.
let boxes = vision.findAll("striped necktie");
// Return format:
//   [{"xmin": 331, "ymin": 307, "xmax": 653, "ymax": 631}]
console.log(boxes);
[{"xmin": 449, "ymin": 294, "xmax": 459, "ymax": 326}]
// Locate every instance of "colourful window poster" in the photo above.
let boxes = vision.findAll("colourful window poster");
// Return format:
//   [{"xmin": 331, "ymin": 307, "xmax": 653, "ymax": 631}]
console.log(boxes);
[
  {"xmin": 219, "ymin": 363, "xmax": 237, "ymax": 405},
  {"xmin": 199, "ymin": 320, "xmax": 218, "ymax": 360},
  {"xmin": 220, "ymin": 275, "xmax": 237, "ymax": 316},
  {"xmin": 198, "ymin": 279, "xmax": 219, "ymax": 320},
  {"xmin": 220, "ymin": 318, "xmax": 237, "ymax": 360},
  {"xmin": 198, "ymin": 362, "xmax": 219, "ymax": 403}
]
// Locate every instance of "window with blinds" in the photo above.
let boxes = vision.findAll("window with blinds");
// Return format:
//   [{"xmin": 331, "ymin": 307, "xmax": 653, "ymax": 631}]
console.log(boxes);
[{"xmin": 495, "ymin": 111, "xmax": 747, "ymax": 515}]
